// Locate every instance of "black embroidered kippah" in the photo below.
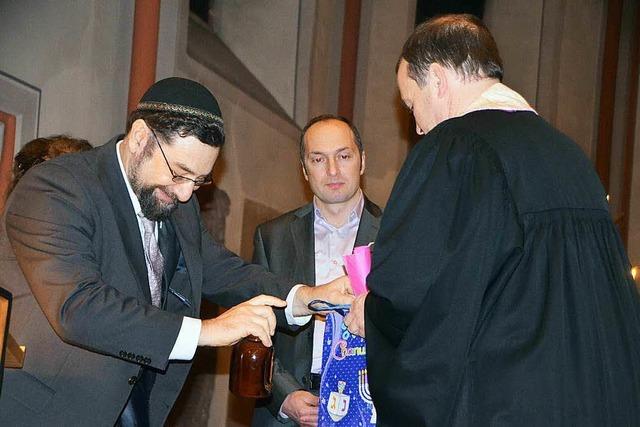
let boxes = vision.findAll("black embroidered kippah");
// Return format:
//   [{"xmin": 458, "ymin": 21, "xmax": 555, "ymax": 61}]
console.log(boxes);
[{"xmin": 136, "ymin": 77, "xmax": 223, "ymax": 128}]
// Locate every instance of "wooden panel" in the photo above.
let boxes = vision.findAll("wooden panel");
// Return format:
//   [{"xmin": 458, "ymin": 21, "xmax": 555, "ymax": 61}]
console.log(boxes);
[
  {"xmin": 620, "ymin": 2, "xmax": 640, "ymax": 248},
  {"xmin": 595, "ymin": 0, "xmax": 623, "ymax": 192},
  {"xmin": 127, "ymin": 0, "xmax": 160, "ymax": 114},
  {"xmin": 338, "ymin": 0, "xmax": 362, "ymax": 120},
  {"xmin": 0, "ymin": 111, "xmax": 17, "ymax": 213}
]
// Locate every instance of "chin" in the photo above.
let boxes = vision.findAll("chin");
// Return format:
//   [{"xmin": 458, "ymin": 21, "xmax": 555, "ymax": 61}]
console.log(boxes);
[{"xmin": 321, "ymin": 193, "xmax": 352, "ymax": 205}]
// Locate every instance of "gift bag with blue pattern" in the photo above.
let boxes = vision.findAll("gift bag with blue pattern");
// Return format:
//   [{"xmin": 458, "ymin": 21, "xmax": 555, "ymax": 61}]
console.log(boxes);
[{"xmin": 318, "ymin": 311, "xmax": 376, "ymax": 426}]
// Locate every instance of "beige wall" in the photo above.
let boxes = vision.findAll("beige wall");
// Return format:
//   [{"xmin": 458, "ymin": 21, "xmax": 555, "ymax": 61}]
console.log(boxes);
[
  {"xmin": 483, "ymin": 0, "xmax": 544, "ymax": 105},
  {"xmin": 354, "ymin": 0, "xmax": 416, "ymax": 208},
  {"xmin": 210, "ymin": 0, "xmax": 300, "ymax": 118},
  {"xmin": 485, "ymin": 0, "xmax": 606, "ymax": 158},
  {"xmin": 0, "ymin": 0, "xmax": 134, "ymax": 146},
  {"xmin": 307, "ymin": 0, "xmax": 345, "ymax": 119}
]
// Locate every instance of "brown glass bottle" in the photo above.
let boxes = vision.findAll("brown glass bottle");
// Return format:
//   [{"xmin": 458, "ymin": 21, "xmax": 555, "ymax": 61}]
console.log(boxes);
[{"xmin": 229, "ymin": 335, "xmax": 274, "ymax": 398}]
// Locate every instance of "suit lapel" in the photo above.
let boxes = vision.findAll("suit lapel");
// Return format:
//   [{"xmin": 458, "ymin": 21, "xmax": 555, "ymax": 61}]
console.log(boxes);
[
  {"xmin": 355, "ymin": 197, "xmax": 382, "ymax": 247},
  {"xmin": 290, "ymin": 204, "xmax": 315, "ymax": 285},
  {"xmin": 96, "ymin": 137, "xmax": 151, "ymax": 302},
  {"xmin": 158, "ymin": 219, "xmax": 179, "ymax": 299},
  {"xmin": 170, "ymin": 201, "xmax": 202, "ymax": 313}
]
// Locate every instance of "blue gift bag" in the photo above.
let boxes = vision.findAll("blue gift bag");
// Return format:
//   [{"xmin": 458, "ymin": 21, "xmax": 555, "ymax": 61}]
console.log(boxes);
[{"xmin": 318, "ymin": 311, "xmax": 376, "ymax": 426}]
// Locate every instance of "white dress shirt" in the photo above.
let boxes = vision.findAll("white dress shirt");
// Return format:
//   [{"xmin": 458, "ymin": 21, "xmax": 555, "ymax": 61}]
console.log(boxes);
[{"xmin": 311, "ymin": 191, "xmax": 363, "ymax": 373}]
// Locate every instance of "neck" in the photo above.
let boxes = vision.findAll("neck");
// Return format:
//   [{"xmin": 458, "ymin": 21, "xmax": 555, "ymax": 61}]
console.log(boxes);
[
  {"xmin": 448, "ymin": 78, "xmax": 499, "ymax": 118},
  {"xmin": 315, "ymin": 189, "xmax": 362, "ymax": 227}
]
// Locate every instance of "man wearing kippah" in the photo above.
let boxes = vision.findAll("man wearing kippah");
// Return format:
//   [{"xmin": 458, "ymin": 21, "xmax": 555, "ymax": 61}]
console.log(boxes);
[{"xmin": 0, "ymin": 77, "xmax": 353, "ymax": 426}]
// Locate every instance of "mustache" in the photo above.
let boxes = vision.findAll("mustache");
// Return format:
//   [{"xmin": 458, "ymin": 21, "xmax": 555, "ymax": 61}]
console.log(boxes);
[{"xmin": 156, "ymin": 186, "xmax": 179, "ymax": 203}]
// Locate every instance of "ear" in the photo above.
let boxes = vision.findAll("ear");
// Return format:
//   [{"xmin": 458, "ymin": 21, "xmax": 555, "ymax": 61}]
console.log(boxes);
[
  {"xmin": 127, "ymin": 119, "xmax": 153, "ymax": 156},
  {"xmin": 301, "ymin": 160, "xmax": 309, "ymax": 181},
  {"xmin": 359, "ymin": 151, "xmax": 366, "ymax": 175},
  {"xmin": 430, "ymin": 63, "xmax": 448, "ymax": 98}
]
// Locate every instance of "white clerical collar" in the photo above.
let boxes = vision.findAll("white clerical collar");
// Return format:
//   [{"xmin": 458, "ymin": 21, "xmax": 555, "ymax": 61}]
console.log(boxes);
[{"xmin": 459, "ymin": 82, "xmax": 537, "ymax": 117}]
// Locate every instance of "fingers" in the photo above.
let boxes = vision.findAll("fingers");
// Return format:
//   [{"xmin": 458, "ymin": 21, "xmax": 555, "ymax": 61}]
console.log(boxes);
[
  {"xmin": 241, "ymin": 294, "xmax": 285, "ymax": 339},
  {"xmin": 201, "ymin": 300, "xmax": 280, "ymax": 347},
  {"xmin": 344, "ymin": 292, "xmax": 367, "ymax": 337},
  {"xmin": 241, "ymin": 303, "xmax": 278, "ymax": 336},
  {"xmin": 245, "ymin": 317, "xmax": 272, "ymax": 347},
  {"xmin": 241, "ymin": 306, "xmax": 276, "ymax": 346},
  {"xmin": 299, "ymin": 414, "xmax": 319, "ymax": 427},
  {"xmin": 313, "ymin": 276, "xmax": 356, "ymax": 306},
  {"xmin": 343, "ymin": 312, "xmax": 355, "ymax": 334},
  {"xmin": 302, "ymin": 393, "xmax": 319, "ymax": 406},
  {"xmin": 282, "ymin": 391, "xmax": 320, "ymax": 426},
  {"xmin": 336, "ymin": 275, "xmax": 355, "ymax": 295},
  {"xmin": 245, "ymin": 294, "xmax": 287, "ymax": 308}
]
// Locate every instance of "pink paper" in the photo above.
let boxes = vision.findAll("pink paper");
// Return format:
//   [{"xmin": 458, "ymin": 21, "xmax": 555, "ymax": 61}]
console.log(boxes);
[{"xmin": 343, "ymin": 245, "xmax": 372, "ymax": 296}]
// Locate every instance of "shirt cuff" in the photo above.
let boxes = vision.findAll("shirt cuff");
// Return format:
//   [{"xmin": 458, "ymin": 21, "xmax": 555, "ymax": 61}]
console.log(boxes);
[
  {"xmin": 285, "ymin": 284, "xmax": 312, "ymax": 326},
  {"xmin": 278, "ymin": 403, "xmax": 290, "ymax": 420},
  {"xmin": 168, "ymin": 316, "xmax": 201, "ymax": 360}
]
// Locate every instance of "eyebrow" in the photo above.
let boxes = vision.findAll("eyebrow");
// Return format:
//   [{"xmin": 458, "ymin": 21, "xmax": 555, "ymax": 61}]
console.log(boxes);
[
  {"xmin": 174, "ymin": 161, "xmax": 210, "ymax": 178},
  {"xmin": 308, "ymin": 147, "xmax": 354, "ymax": 156}
]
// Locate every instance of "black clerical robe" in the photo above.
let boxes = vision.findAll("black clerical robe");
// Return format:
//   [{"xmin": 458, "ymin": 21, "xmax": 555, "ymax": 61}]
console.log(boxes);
[{"xmin": 365, "ymin": 110, "xmax": 640, "ymax": 426}]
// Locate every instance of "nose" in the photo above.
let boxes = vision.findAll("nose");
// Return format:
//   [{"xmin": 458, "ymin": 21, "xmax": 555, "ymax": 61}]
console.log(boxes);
[
  {"xmin": 326, "ymin": 158, "xmax": 338, "ymax": 176},
  {"xmin": 415, "ymin": 123, "xmax": 425, "ymax": 135},
  {"xmin": 173, "ymin": 181, "xmax": 196, "ymax": 202}
]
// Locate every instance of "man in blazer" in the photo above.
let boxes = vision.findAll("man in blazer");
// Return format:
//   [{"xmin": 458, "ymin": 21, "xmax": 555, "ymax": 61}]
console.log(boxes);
[
  {"xmin": 252, "ymin": 115, "xmax": 382, "ymax": 427},
  {"xmin": 0, "ymin": 79, "xmax": 351, "ymax": 426}
]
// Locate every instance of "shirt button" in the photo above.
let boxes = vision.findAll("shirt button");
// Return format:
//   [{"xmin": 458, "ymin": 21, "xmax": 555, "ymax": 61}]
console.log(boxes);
[{"xmin": 128, "ymin": 376, "xmax": 137, "ymax": 385}]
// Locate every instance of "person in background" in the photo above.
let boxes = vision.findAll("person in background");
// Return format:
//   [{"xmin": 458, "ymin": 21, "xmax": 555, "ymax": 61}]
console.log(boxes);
[
  {"xmin": 10, "ymin": 134, "xmax": 92, "ymax": 191},
  {"xmin": 345, "ymin": 14, "xmax": 640, "ymax": 426},
  {"xmin": 251, "ymin": 115, "xmax": 381, "ymax": 427}
]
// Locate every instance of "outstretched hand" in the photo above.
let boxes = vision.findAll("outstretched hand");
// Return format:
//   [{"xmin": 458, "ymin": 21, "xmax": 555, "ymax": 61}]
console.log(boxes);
[
  {"xmin": 199, "ymin": 294, "xmax": 287, "ymax": 347},
  {"xmin": 293, "ymin": 275, "xmax": 355, "ymax": 316}
]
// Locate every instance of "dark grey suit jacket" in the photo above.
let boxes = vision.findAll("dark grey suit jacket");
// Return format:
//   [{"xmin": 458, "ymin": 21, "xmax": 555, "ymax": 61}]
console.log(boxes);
[
  {"xmin": 251, "ymin": 198, "xmax": 382, "ymax": 426},
  {"xmin": 0, "ymin": 139, "xmax": 293, "ymax": 426}
]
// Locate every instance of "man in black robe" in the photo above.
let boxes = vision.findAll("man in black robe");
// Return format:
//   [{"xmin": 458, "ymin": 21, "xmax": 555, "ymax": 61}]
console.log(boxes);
[{"xmin": 345, "ymin": 14, "xmax": 640, "ymax": 426}]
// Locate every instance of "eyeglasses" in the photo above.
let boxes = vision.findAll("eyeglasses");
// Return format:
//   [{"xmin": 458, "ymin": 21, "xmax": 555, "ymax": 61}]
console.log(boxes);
[{"xmin": 147, "ymin": 125, "xmax": 213, "ymax": 186}]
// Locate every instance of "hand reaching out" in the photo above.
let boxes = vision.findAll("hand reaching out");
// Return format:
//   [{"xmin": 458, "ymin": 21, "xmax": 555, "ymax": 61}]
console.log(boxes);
[
  {"xmin": 293, "ymin": 275, "xmax": 355, "ymax": 316},
  {"xmin": 199, "ymin": 294, "xmax": 286, "ymax": 347}
]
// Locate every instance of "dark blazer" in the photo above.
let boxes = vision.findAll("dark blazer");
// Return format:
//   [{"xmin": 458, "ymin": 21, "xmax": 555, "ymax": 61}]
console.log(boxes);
[
  {"xmin": 251, "ymin": 197, "xmax": 382, "ymax": 426},
  {"xmin": 0, "ymin": 139, "xmax": 292, "ymax": 426}
]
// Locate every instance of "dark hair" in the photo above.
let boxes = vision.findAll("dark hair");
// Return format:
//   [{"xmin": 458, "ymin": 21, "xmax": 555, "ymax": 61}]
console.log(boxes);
[
  {"xmin": 12, "ymin": 135, "xmax": 92, "ymax": 188},
  {"xmin": 299, "ymin": 114, "xmax": 363, "ymax": 164},
  {"xmin": 399, "ymin": 14, "xmax": 503, "ymax": 86},
  {"xmin": 126, "ymin": 109, "xmax": 225, "ymax": 148}
]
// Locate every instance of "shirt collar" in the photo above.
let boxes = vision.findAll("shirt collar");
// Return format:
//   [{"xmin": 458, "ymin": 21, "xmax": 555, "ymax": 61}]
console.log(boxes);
[{"xmin": 116, "ymin": 140, "xmax": 144, "ymax": 218}]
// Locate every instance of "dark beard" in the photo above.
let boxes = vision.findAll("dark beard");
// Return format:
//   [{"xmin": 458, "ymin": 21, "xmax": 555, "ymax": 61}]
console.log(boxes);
[
  {"xmin": 129, "ymin": 162, "xmax": 179, "ymax": 221},
  {"xmin": 137, "ymin": 185, "xmax": 179, "ymax": 221}
]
